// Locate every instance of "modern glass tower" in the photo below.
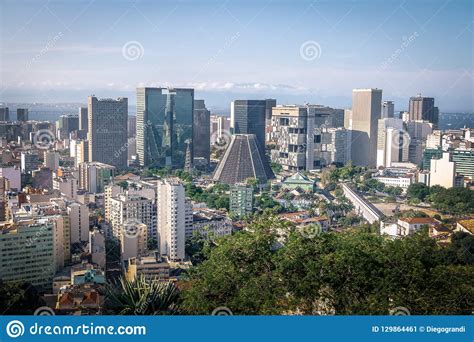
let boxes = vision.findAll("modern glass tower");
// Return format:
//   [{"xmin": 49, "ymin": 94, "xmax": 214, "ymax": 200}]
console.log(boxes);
[
  {"xmin": 193, "ymin": 99, "xmax": 210, "ymax": 165},
  {"xmin": 136, "ymin": 87, "xmax": 194, "ymax": 169},
  {"xmin": 231, "ymin": 100, "xmax": 267, "ymax": 152}
]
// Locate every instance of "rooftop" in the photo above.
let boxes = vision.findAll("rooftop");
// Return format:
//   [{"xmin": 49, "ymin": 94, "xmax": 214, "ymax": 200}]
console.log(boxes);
[
  {"xmin": 457, "ymin": 219, "xmax": 474, "ymax": 234},
  {"xmin": 398, "ymin": 217, "xmax": 438, "ymax": 225}
]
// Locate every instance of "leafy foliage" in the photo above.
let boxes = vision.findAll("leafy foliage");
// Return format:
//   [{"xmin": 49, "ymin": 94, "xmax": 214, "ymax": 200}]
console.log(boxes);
[
  {"xmin": 182, "ymin": 217, "xmax": 474, "ymax": 315},
  {"xmin": 0, "ymin": 281, "xmax": 46, "ymax": 315},
  {"xmin": 407, "ymin": 183, "xmax": 474, "ymax": 215},
  {"xmin": 185, "ymin": 183, "xmax": 230, "ymax": 210},
  {"xmin": 106, "ymin": 276, "xmax": 181, "ymax": 315}
]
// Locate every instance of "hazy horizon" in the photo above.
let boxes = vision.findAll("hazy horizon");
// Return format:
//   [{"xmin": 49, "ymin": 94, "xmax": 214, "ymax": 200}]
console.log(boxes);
[{"xmin": 1, "ymin": 0, "xmax": 473, "ymax": 111}]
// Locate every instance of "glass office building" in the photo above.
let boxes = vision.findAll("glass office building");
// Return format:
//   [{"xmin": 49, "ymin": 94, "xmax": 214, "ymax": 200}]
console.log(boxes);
[{"xmin": 137, "ymin": 87, "xmax": 194, "ymax": 169}]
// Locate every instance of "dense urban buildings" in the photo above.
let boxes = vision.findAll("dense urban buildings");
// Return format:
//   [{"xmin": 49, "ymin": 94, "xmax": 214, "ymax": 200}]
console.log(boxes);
[
  {"xmin": 88, "ymin": 96, "xmax": 128, "ymax": 169},
  {"xmin": 57, "ymin": 114, "xmax": 79, "ymax": 139},
  {"xmin": 78, "ymin": 161, "xmax": 115, "ymax": 193}
]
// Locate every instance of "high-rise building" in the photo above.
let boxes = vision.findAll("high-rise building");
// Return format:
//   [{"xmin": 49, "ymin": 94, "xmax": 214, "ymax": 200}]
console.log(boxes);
[
  {"xmin": 88, "ymin": 96, "xmax": 128, "ymax": 169},
  {"xmin": 422, "ymin": 148, "xmax": 443, "ymax": 170},
  {"xmin": 231, "ymin": 100, "xmax": 267, "ymax": 152},
  {"xmin": 0, "ymin": 166, "xmax": 21, "ymax": 190},
  {"xmin": 104, "ymin": 184, "xmax": 124, "ymax": 222},
  {"xmin": 121, "ymin": 223, "xmax": 147, "ymax": 261},
  {"xmin": 109, "ymin": 193, "xmax": 155, "ymax": 241},
  {"xmin": 0, "ymin": 107, "xmax": 9, "ymax": 121},
  {"xmin": 75, "ymin": 140, "xmax": 89, "ymax": 167},
  {"xmin": 0, "ymin": 219, "xmax": 55, "ymax": 290},
  {"xmin": 230, "ymin": 184, "xmax": 253, "ymax": 217},
  {"xmin": 376, "ymin": 118, "xmax": 409, "ymax": 168},
  {"xmin": 66, "ymin": 201, "xmax": 90, "ymax": 243},
  {"xmin": 89, "ymin": 227, "xmax": 106, "ymax": 269},
  {"xmin": 349, "ymin": 88, "xmax": 383, "ymax": 167},
  {"xmin": 79, "ymin": 107, "xmax": 88, "ymax": 132},
  {"xmin": 78, "ymin": 161, "xmax": 115, "ymax": 193},
  {"xmin": 53, "ymin": 175, "xmax": 78, "ymax": 199},
  {"xmin": 214, "ymin": 134, "xmax": 274, "ymax": 184},
  {"xmin": 452, "ymin": 149, "xmax": 474, "ymax": 181},
  {"xmin": 430, "ymin": 152, "xmax": 463, "ymax": 188},
  {"xmin": 136, "ymin": 87, "xmax": 194, "ymax": 168},
  {"xmin": 193, "ymin": 99, "xmax": 210, "ymax": 165},
  {"xmin": 32, "ymin": 167, "xmax": 53, "ymax": 189},
  {"xmin": 157, "ymin": 179, "xmax": 191, "ymax": 261},
  {"xmin": 408, "ymin": 95, "xmax": 438, "ymax": 128},
  {"xmin": 58, "ymin": 114, "xmax": 79, "ymax": 139},
  {"xmin": 210, "ymin": 115, "xmax": 231, "ymax": 145},
  {"xmin": 323, "ymin": 127, "xmax": 352, "ymax": 166},
  {"xmin": 21, "ymin": 151, "xmax": 40, "ymax": 174},
  {"xmin": 17, "ymin": 108, "xmax": 28, "ymax": 121},
  {"xmin": 264, "ymin": 98, "xmax": 277, "ymax": 132},
  {"xmin": 381, "ymin": 101, "xmax": 394, "ymax": 118},
  {"xmin": 426, "ymin": 130, "xmax": 442, "ymax": 149},
  {"xmin": 405, "ymin": 120, "xmax": 433, "ymax": 165},
  {"xmin": 44, "ymin": 151, "xmax": 60, "ymax": 170},
  {"xmin": 128, "ymin": 116, "xmax": 136, "ymax": 138},
  {"xmin": 308, "ymin": 105, "xmax": 345, "ymax": 128},
  {"xmin": 270, "ymin": 105, "xmax": 314, "ymax": 171}
]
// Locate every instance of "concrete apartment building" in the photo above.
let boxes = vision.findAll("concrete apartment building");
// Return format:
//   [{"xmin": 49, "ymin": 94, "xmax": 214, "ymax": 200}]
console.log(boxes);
[{"xmin": 156, "ymin": 179, "xmax": 192, "ymax": 261}]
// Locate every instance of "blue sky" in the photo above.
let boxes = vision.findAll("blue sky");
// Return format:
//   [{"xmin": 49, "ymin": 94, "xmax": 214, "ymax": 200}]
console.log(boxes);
[{"xmin": 0, "ymin": 0, "xmax": 473, "ymax": 111}]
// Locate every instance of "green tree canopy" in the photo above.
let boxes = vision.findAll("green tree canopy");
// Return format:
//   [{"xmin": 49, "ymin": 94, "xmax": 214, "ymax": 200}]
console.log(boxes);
[{"xmin": 182, "ymin": 216, "xmax": 473, "ymax": 315}]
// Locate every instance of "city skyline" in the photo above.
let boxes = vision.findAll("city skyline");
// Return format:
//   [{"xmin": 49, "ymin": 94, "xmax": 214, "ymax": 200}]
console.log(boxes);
[{"xmin": 1, "ymin": 0, "xmax": 473, "ymax": 112}]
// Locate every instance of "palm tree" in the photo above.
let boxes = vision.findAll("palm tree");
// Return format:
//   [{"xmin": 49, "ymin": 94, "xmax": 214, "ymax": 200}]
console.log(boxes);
[{"xmin": 106, "ymin": 275, "xmax": 181, "ymax": 315}]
